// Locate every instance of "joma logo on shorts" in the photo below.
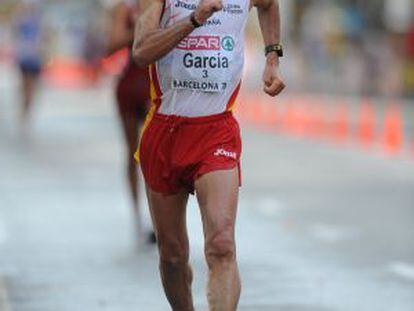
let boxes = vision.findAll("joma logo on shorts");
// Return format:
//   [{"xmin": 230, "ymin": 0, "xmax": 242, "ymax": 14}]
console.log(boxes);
[
  {"xmin": 177, "ymin": 36, "xmax": 221, "ymax": 51},
  {"xmin": 214, "ymin": 148, "xmax": 237, "ymax": 160}
]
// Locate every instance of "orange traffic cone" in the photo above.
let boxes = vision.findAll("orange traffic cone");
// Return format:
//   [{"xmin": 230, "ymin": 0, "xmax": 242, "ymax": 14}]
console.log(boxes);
[
  {"xmin": 286, "ymin": 101, "xmax": 299, "ymax": 134},
  {"xmin": 281, "ymin": 100, "xmax": 293, "ymax": 133},
  {"xmin": 382, "ymin": 104, "xmax": 404, "ymax": 155},
  {"xmin": 244, "ymin": 97, "xmax": 255, "ymax": 124},
  {"xmin": 252, "ymin": 96, "xmax": 266, "ymax": 126},
  {"xmin": 260, "ymin": 98, "xmax": 274, "ymax": 128},
  {"xmin": 357, "ymin": 100, "xmax": 376, "ymax": 149},
  {"xmin": 301, "ymin": 101, "xmax": 313, "ymax": 137},
  {"xmin": 265, "ymin": 101, "xmax": 279, "ymax": 128},
  {"xmin": 311, "ymin": 101, "xmax": 327, "ymax": 139},
  {"xmin": 303, "ymin": 100, "xmax": 317, "ymax": 137},
  {"xmin": 331, "ymin": 102, "xmax": 350, "ymax": 144},
  {"xmin": 294, "ymin": 102, "xmax": 308, "ymax": 137}
]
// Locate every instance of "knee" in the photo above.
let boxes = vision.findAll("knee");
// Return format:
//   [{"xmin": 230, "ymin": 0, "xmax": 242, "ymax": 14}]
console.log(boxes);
[
  {"xmin": 205, "ymin": 230, "xmax": 236, "ymax": 267},
  {"xmin": 159, "ymin": 239, "xmax": 189, "ymax": 271}
]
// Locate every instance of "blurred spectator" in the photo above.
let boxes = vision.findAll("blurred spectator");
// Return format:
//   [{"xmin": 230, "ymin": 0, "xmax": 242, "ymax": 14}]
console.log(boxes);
[
  {"xmin": 279, "ymin": 0, "xmax": 414, "ymax": 98},
  {"xmin": 82, "ymin": 19, "xmax": 105, "ymax": 83},
  {"xmin": 405, "ymin": 23, "xmax": 414, "ymax": 96},
  {"xmin": 13, "ymin": 0, "xmax": 46, "ymax": 125},
  {"xmin": 2, "ymin": 0, "xmax": 413, "ymax": 99}
]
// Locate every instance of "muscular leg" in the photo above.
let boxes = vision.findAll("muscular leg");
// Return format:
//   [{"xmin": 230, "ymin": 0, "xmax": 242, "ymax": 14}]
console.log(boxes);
[
  {"xmin": 146, "ymin": 187, "xmax": 195, "ymax": 311},
  {"xmin": 118, "ymin": 108, "xmax": 141, "ymax": 213},
  {"xmin": 195, "ymin": 168, "xmax": 241, "ymax": 311}
]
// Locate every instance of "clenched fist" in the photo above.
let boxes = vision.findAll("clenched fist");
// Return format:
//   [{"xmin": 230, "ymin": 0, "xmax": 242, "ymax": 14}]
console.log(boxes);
[
  {"xmin": 262, "ymin": 56, "xmax": 285, "ymax": 97},
  {"xmin": 194, "ymin": 0, "xmax": 223, "ymax": 24}
]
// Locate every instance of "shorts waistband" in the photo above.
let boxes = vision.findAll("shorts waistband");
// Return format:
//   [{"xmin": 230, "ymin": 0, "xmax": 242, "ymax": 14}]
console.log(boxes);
[{"xmin": 153, "ymin": 111, "xmax": 233, "ymax": 125}]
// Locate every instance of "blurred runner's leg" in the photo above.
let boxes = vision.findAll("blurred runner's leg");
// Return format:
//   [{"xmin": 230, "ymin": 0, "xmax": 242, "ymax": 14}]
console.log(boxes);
[
  {"xmin": 19, "ymin": 67, "xmax": 39, "ymax": 124},
  {"xmin": 108, "ymin": 0, "xmax": 154, "ymax": 245}
]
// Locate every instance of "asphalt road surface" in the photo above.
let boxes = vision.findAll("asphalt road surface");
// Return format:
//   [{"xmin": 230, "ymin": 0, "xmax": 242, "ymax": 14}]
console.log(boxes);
[{"xmin": 1, "ymin": 66, "xmax": 414, "ymax": 311}]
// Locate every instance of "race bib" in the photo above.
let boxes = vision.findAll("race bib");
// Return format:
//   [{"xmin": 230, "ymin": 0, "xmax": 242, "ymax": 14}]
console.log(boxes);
[{"xmin": 171, "ymin": 35, "xmax": 236, "ymax": 93}]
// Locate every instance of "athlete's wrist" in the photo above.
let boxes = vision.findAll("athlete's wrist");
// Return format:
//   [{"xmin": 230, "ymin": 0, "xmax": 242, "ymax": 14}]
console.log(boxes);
[
  {"xmin": 193, "ymin": 5, "xmax": 212, "ymax": 25},
  {"xmin": 266, "ymin": 52, "xmax": 280, "ymax": 66},
  {"xmin": 190, "ymin": 12, "xmax": 203, "ymax": 28}
]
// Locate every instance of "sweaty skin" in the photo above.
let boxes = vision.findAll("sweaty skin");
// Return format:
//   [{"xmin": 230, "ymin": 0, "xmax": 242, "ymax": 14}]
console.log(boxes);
[{"xmin": 133, "ymin": 1, "xmax": 284, "ymax": 310}]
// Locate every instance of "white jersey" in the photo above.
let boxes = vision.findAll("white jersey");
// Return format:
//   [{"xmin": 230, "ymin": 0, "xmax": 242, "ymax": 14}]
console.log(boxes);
[{"xmin": 150, "ymin": 0, "xmax": 249, "ymax": 117}]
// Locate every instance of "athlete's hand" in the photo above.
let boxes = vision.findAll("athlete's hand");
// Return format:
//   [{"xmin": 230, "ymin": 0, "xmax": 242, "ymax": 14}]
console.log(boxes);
[
  {"xmin": 194, "ymin": 0, "xmax": 223, "ymax": 24},
  {"xmin": 262, "ymin": 55, "xmax": 285, "ymax": 97}
]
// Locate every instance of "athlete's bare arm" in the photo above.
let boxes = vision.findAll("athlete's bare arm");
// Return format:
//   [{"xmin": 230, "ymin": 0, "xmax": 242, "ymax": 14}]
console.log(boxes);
[
  {"xmin": 254, "ymin": 0, "xmax": 285, "ymax": 97},
  {"xmin": 107, "ymin": 3, "xmax": 134, "ymax": 55},
  {"xmin": 133, "ymin": 0, "xmax": 223, "ymax": 67}
]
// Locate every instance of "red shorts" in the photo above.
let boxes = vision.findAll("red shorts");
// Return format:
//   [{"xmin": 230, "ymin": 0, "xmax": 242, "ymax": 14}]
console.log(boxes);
[
  {"xmin": 116, "ymin": 68, "xmax": 150, "ymax": 120},
  {"xmin": 139, "ymin": 111, "xmax": 242, "ymax": 194}
]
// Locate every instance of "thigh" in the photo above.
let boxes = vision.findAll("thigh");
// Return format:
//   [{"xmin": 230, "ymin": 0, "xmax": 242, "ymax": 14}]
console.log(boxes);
[
  {"xmin": 146, "ymin": 187, "xmax": 190, "ymax": 258},
  {"xmin": 194, "ymin": 168, "xmax": 239, "ymax": 244}
]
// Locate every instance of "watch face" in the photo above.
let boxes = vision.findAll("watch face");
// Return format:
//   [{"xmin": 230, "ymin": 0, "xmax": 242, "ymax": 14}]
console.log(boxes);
[{"xmin": 265, "ymin": 44, "xmax": 283, "ymax": 57}]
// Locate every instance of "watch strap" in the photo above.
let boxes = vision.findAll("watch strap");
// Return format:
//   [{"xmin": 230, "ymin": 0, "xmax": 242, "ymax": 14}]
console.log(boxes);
[{"xmin": 265, "ymin": 44, "xmax": 284, "ymax": 57}]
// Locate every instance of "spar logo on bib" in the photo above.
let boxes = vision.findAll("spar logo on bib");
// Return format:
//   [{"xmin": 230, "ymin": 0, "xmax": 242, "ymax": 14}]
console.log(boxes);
[
  {"xmin": 177, "ymin": 36, "xmax": 221, "ymax": 51},
  {"xmin": 221, "ymin": 36, "xmax": 235, "ymax": 51},
  {"xmin": 177, "ymin": 36, "xmax": 235, "ymax": 51}
]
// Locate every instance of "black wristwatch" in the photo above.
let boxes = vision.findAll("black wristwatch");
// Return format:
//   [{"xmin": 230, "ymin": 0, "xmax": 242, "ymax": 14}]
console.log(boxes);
[
  {"xmin": 265, "ymin": 44, "xmax": 284, "ymax": 57},
  {"xmin": 190, "ymin": 12, "xmax": 203, "ymax": 28}
]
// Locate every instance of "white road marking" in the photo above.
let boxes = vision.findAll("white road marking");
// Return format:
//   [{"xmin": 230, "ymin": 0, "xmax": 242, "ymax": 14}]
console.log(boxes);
[
  {"xmin": 0, "ymin": 278, "xmax": 12, "ymax": 311},
  {"xmin": 310, "ymin": 223, "xmax": 359, "ymax": 244},
  {"xmin": 388, "ymin": 262, "xmax": 414, "ymax": 282}
]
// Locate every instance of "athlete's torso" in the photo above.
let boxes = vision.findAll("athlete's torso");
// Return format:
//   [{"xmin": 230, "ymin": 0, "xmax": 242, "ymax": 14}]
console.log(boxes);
[
  {"xmin": 15, "ymin": 10, "xmax": 43, "ymax": 63},
  {"xmin": 153, "ymin": 0, "xmax": 250, "ymax": 117}
]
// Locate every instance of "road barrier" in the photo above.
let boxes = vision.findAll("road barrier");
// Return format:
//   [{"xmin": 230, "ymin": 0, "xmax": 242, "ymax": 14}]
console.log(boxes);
[{"xmin": 235, "ymin": 93, "xmax": 413, "ymax": 160}]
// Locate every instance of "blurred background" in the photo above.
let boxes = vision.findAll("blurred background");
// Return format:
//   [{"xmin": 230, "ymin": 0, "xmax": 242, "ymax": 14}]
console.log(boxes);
[
  {"xmin": 0, "ymin": 0, "xmax": 414, "ymax": 310},
  {"xmin": 1, "ymin": 0, "xmax": 414, "ymax": 95}
]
